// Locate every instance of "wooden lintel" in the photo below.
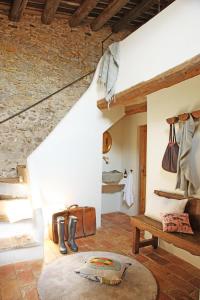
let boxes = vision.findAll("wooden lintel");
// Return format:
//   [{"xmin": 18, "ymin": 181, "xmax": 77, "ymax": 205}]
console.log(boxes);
[
  {"xmin": 91, "ymin": 0, "xmax": 129, "ymax": 32},
  {"xmin": 112, "ymin": 0, "xmax": 154, "ymax": 33},
  {"xmin": 9, "ymin": 0, "xmax": 28, "ymax": 22},
  {"xmin": 69, "ymin": 0, "xmax": 98, "ymax": 28},
  {"xmin": 97, "ymin": 54, "xmax": 200, "ymax": 110},
  {"xmin": 41, "ymin": 0, "xmax": 61, "ymax": 25},
  {"xmin": 125, "ymin": 101, "xmax": 147, "ymax": 116}
]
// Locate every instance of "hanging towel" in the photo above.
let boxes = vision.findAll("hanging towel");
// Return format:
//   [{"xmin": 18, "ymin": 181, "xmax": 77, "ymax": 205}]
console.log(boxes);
[
  {"xmin": 123, "ymin": 171, "xmax": 134, "ymax": 207},
  {"xmin": 98, "ymin": 42, "xmax": 120, "ymax": 105},
  {"xmin": 176, "ymin": 115, "xmax": 196, "ymax": 196}
]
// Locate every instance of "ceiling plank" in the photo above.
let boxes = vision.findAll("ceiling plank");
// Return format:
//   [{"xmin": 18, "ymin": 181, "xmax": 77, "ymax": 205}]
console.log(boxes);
[
  {"xmin": 69, "ymin": 0, "xmax": 98, "ymax": 28},
  {"xmin": 91, "ymin": 0, "xmax": 129, "ymax": 32},
  {"xmin": 97, "ymin": 54, "xmax": 200, "ymax": 110},
  {"xmin": 9, "ymin": 0, "xmax": 28, "ymax": 22},
  {"xmin": 41, "ymin": 0, "xmax": 61, "ymax": 25},
  {"xmin": 125, "ymin": 101, "xmax": 147, "ymax": 116},
  {"xmin": 112, "ymin": 0, "xmax": 155, "ymax": 33}
]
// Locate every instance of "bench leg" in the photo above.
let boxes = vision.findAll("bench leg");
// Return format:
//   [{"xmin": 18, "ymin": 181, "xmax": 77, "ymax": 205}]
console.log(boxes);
[
  {"xmin": 152, "ymin": 235, "xmax": 158, "ymax": 249},
  {"xmin": 132, "ymin": 227, "xmax": 140, "ymax": 254}
]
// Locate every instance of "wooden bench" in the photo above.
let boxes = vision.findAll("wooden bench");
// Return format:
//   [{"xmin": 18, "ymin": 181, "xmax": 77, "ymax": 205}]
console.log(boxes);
[{"xmin": 131, "ymin": 190, "xmax": 200, "ymax": 256}]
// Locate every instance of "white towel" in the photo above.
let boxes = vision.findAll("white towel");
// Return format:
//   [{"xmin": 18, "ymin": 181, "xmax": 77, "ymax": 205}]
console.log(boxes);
[{"xmin": 123, "ymin": 171, "xmax": 134, "ymax": 207}]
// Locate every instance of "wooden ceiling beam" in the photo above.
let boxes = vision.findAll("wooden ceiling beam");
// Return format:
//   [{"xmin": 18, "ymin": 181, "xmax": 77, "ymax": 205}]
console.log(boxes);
[
  {"xmin": 69, "ymin": 0, "xmax": 98, "ymax": 28},
  {"xmin": 9, "ymin": 0, "xmax": 28, "ymax": 22},
  {"xmin": 112, "ymin": 0, "xmax": 155, "ymax": 33},
  {"xmin": 91, "ymin": 0, "xmax": 129, "ymax": 32},
  {"xmin": 97, "ymin": 54, "xmax": 200, "ymax": 110},
  {"xmin": 41, "ymin": 0, "xmax": 61, "ymax": 25},
  {"xmin": 125, "ymin": 101, "xmax": 147, "ymax": 116}
]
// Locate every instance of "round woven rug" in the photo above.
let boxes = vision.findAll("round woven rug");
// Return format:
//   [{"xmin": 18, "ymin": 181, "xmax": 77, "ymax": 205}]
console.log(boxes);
[{"xmin": 37, "ymin": 251, "xmax": 157, "ymax": 300}]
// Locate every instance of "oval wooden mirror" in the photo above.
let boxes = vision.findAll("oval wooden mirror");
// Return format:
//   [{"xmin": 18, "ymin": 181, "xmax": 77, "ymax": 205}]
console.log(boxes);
[{"xmin": 103, "ymin": 131, "xmax": 112, "ymax": 154}]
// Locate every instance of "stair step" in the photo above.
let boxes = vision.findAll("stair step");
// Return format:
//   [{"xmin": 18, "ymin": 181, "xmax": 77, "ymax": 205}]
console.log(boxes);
[
  {"xmin": 0, "ymin": 183, "xmax": 28, "ymax": 197},
  {"xmin": 0, "ymin": 194, "xmax": 28, "ymax": 200},
  {"xmin": 0, "ymin": 177, "xmax": 23, "ymax": 184}
]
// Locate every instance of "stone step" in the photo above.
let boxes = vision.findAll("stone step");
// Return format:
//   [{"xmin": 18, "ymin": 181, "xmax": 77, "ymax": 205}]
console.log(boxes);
[
  {"xmin": 0, "ymin": 194, "xmax": 28, "ymax": 200},
  {"xmin": 0, "ymin": 183, "xmax": 28, "ymax": 197},
  {"xmin": 0, "ymin": 177, "xmax": 22, "ymax": 184}
]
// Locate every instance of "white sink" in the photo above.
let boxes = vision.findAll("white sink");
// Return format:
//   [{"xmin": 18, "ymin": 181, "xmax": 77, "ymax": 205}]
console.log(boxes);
[{"xmin": 102, "ymin": 170, "xmax": 123, "ymax": 184}]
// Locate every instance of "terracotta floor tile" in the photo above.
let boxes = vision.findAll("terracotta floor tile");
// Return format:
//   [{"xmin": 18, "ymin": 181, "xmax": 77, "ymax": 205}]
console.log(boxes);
[
  {"xmin": 0, "ymin": 279, "xmax": 22, "ymax": 300},
  {"xmin": 189, "ymin": 277, "xmax": 200, "ymax": 289},
  {"xmin": 21, "ymin": 284, "xmax": 39, "ymax": 300},
  {"xmin": 0, "ymin": 265, "xmax": 16, "ymax": 284},
  {"xmin": 167, "ymin": 274, "xmax": 196, "ymax": 295},
  {"xmin": 158, "ymin": 291, "xmax": 173, "ymax": 300},
  {"xmin": 146, "ymin": 252, "xmax": 170, "ymax": 265},
  {"xmin": 14, "ymin": 262, "xmax": 32, "ymax": 273},
  {"xmin": 16, "ymin": 270, "xmax": 35, "ymax": 287},
  {"xmin": 168, "ymin": 289, "xmax": 196, "ymax": 300}
]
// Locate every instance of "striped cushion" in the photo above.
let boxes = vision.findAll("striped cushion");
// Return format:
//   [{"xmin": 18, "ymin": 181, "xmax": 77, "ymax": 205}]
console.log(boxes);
[{"xmin": 162, "ymin": 213, "xmax": 194, "ymax": 234}]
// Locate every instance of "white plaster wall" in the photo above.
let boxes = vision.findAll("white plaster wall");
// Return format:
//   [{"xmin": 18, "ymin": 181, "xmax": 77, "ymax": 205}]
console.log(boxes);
[
  {"xmin": 28, "ymin": 67, "xmax": 124, "ymax": 228},
  {"xmin": 116, "ymin": 0, "xmax": 200, "ymax": 93},
  {"xmin": 147, "ymin": 75, "xmax": 200, "ymax": 268},
  {"xmin": 28, "ymin": 0, "xmax": 200, "ymax": 229}
]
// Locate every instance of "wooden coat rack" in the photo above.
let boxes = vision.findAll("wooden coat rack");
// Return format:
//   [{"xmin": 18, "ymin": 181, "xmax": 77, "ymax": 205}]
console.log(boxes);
[{"xmin": 166, "ymin": 109, "xmax": 200, "ymax": 124}]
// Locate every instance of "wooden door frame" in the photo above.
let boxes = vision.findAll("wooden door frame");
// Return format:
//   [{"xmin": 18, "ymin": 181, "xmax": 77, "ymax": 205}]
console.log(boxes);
[{"xmin": 139, "ymin": 124, "xmax": 147, "ymax": 214}]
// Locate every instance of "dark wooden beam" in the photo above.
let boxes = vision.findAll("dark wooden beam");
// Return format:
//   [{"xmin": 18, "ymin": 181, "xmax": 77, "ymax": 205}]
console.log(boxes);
[
  {"xmin": 125, "ymin": 101, "xmax": 147, "ymax": 116},
  {"xmin": 91, "ymin": 0, "xmax": 129, "ymax": 32},
  {"xmin": 97, "ymin": 54, "xmax": 200, "ymax": 110},
  {"xmin": 112, "ymin": 0, "xmax": 154, "ymax": 33},
  {"xmin": 69, "ymin": 0, "xmax": 98, "ymax": 28},
  {"xmin": 9, "ymin": 0, "xmax": 28, "ymax": 22},
  {"xmin": 41, "ymin": 0, "xmax": 61, "ymax": 25}
]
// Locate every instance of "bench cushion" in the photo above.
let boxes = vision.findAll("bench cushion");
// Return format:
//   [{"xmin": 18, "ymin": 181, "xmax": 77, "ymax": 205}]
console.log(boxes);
[{"xmin": 131, "ymin": 215, "xmax": 200, "ymax": 256}]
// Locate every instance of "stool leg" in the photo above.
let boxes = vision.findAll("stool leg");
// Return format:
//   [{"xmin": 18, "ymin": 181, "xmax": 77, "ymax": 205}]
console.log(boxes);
[
  {"xmin": 152, "ymin": 236, "xmax": 158, "ymax": 249},
  {"xmin": 132, "ymin": 227, "xmax": 140, "ymax": 254}
]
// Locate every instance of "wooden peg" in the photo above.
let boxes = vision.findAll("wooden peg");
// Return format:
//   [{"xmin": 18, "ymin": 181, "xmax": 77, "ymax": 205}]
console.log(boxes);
[
  {"xmin": 191, "ymin": 109, "xmax": 200, "ymax": 119},
  {"xmin": 178, "ymin": 113, "xmax": 189, "ymax": 122},
  {"xmin": 166, "ymin": 117, "xmax": 178, "ymax": 124}
]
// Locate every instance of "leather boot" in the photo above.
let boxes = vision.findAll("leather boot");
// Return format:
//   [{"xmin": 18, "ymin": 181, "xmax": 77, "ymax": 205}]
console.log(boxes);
[
  {"xmin": 67, "ymin": 216, "xmax": 78, "ymax": 252},
  {"xmin": 57, "ymin": 216, "xmax": 67, "ymax": 254}
]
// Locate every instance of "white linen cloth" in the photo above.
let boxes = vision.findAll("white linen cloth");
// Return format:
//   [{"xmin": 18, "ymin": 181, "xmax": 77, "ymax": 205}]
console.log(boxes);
[
  {"xmin": 176, "ymin": 115, "xmax": 196, "ymax": 196},
  {"xmin": 98, "ymin": 42, "xmax": 120, "ymax": 105},
  {"xmin": 123, "ymin": 171, "xmax": 134, "ymax": 207}
]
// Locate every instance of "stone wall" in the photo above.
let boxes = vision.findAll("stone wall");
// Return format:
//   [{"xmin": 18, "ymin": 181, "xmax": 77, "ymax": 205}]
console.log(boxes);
[{"xmin": 0, "ymin": 13, "xmax": 125, "ymax": 176}]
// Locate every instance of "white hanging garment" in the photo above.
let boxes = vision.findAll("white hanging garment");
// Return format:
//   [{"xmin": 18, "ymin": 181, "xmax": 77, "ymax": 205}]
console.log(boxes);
[{"xmin": 123, "ymin": 171, "xmax": 134, "ymax": 207}]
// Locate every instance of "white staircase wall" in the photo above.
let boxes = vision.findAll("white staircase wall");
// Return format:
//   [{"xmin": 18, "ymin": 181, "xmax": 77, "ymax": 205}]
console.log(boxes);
[{"xmin": 27, "ymin": 0, "xmax": 200, "ymax": 227}]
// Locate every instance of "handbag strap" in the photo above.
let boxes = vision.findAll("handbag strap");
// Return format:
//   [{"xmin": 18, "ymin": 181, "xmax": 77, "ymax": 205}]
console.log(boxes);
[
  {"xmin": 172, "ymin": 124, "xmax": 177, "ymax": 143},
  {"xmin": 169, "ymin": 124, "xmax": 173, "ymax": 143}
]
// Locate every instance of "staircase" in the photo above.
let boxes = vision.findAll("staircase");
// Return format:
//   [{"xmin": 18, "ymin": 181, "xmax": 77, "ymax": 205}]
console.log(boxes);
[{"xmin": 0, "ymin": 165, "xmax": 44, "ymax": 266}]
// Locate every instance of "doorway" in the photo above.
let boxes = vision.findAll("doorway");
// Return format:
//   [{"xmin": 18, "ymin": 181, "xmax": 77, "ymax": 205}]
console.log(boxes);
[{"xmin": 139, "ymin": 125, "xmax": 147, "ymax": 214}]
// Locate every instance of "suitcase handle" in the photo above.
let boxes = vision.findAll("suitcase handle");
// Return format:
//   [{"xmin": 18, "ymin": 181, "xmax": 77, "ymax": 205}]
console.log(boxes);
[{"xmin": 68, "ymin": 204, "xmax": 79, "ymax": 210}]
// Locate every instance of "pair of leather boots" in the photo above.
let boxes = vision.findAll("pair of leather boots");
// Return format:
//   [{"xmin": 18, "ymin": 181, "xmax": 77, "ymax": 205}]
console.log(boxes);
[{"xmin": 57, "ymin": 215, "xmax": 78, "ymax": 254}]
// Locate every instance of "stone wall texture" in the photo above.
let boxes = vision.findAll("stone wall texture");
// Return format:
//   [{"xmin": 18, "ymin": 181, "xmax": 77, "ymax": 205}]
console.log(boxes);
[{"xmin": 0, "ymin": 13, "xmax": 125, "ymax": 177}]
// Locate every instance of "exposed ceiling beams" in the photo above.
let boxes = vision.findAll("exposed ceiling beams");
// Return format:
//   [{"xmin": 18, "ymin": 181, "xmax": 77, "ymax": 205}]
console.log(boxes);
[
  {"xmin": 69, "ymin": 0, "xmax": 98, "ymax": 28},
  {"xmin": 125, "ymin": 101, "xmax": 147, "ymax": 116},
  {"xmin": 91, "ymin": 0, "xmax": 129, "ymax": 32},
  {"xmin": 112, "ymin": 0, "xmax": 155, "ymax": 33},
  {"xmin": 0, "ymin": 0, "xmax": 175, "ymax": 32},
  {"xmin": 97, "ymin": 54, "xmax": 200, "ymax": 110},
  {"xmin": 41, "ymin": 0, "xmax": 61, "ymax": 25},
  {"xmin": 9, "ymin": 0, "xmax": 28, "ymax": 22}
]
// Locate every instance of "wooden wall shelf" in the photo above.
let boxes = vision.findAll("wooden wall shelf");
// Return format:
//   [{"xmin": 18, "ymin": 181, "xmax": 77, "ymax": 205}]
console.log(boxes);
[{"xmin": 102, "ymin": 184, "xmax": 125, "ymax": 193}]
